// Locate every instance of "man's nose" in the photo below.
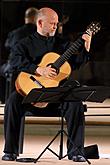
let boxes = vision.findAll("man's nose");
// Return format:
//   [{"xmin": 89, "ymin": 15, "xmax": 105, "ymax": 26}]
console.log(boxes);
[{"xmin": 53, "ymin": 23, "xmax": 57, "ymax": 29}]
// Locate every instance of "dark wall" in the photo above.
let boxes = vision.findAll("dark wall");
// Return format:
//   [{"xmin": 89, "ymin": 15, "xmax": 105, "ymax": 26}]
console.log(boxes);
[{"xmin": 0, "ymin": 0, "xmax": 110, "ymax": 103}]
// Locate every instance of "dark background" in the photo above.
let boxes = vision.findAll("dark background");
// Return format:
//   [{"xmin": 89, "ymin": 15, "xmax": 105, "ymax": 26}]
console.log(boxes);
[{"xmin": 0, "ymin": 0, "xmax": 110, "ymax": 103}]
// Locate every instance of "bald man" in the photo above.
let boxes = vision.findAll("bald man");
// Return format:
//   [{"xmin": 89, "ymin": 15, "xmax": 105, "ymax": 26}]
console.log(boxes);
[{"xmin": 2, "ymin": 7, "xmax": 92, "ymax": 162}]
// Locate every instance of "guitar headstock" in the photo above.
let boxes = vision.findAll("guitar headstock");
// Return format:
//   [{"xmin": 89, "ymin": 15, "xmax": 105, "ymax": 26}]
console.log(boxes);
[{"xmin": 86, "ymin": 21, "xmax": 101, "ymax": 36}]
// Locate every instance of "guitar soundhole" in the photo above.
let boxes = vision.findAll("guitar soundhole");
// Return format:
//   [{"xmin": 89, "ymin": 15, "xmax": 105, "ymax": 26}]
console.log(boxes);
[{"xmin": 47, "ymin": 63, "xmax": 59, "ymax": 75}]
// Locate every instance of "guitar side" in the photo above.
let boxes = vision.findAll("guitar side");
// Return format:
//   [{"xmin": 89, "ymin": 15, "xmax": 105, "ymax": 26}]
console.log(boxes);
[{"xmin": 15, "ymin": 52, "xmax": 71, "ymax": 96}]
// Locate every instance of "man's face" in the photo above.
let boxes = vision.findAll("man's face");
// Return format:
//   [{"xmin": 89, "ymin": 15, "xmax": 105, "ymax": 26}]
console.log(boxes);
[{"xmin": 41, "ymin": 14, "xmax": 58, "ymax": 37}]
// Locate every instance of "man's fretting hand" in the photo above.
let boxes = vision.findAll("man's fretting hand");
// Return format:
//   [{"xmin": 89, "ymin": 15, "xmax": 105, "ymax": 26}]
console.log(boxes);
[{"xmin": 82, "ymin": 32, "xmax": 92, "ymax": 52}]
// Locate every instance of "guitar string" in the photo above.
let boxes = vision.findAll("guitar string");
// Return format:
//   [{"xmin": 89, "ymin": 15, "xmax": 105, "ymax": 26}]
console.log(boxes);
[
  {"xmin": 53, "ymin": 38, "xmax": 83, "ymax": 68},
  {"xmin": 53, "ymin": 23, "xmax": 100, "ymax": 69}
]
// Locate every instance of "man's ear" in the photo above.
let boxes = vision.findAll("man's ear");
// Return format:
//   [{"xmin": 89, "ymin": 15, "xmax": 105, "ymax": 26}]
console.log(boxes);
[{"xmin": 38, "ymin": 19, "xmax": 42, "ymax": 28}]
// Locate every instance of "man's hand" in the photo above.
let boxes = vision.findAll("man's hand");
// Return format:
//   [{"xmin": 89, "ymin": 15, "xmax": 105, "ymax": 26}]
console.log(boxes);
[
  {"xmin": 31, "ymin": 102, "xmax": 48, "ymax": 108},
  {"xmin": 36, "ymin": 65, "xmax": 57, "ymax": 78},
  {"xmin": 82, "ymin": 32, "xmax": 92, "ymax": 52}
]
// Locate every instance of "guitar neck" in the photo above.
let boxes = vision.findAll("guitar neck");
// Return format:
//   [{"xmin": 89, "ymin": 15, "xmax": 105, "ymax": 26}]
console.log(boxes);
[
  {"xmin": 53, "ymin": 36, "xmax": 84, "ymax": 69},
  {"xmin": 52, "ymin": 21, "xmax": 101, "ymax": 70}
]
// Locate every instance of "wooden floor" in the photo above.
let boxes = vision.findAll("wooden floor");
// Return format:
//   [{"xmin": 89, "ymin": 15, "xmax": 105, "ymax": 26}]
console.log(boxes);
[{"xmin": 0, "ymin": 134, "xmax": 110, "ymax": 165}]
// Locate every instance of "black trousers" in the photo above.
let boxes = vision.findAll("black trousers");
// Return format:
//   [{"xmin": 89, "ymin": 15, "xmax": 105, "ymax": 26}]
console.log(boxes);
[{"xmin": 3, "ymin": 90, "xmax": 85, "ymax": 159}]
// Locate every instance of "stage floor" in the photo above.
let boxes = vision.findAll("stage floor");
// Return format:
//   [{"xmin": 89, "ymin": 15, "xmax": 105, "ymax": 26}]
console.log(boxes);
[{"xmin": 0, "ymin": 134, "xmax": 110, "ymax": 165}]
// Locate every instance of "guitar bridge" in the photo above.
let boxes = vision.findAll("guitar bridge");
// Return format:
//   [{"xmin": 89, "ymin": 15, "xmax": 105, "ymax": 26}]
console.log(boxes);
[{"xmin": 30, "ymin": 76, "xmax": 44, "ymax": 88}]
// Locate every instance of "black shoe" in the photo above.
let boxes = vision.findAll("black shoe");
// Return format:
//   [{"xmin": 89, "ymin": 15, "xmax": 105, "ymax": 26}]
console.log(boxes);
[
  {"xmin": 2, "ymin": 153, "xmax": 17, "ymax": 161},
  {"xmin": 72, "ymin": 155, "xmax": 86, "ymax": 162}
]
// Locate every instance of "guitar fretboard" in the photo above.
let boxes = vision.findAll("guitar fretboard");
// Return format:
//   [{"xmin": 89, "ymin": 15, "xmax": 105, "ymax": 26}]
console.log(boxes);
[{"xmin": 53, "ymin": 37, "xmax": 84, "ymax": 69}]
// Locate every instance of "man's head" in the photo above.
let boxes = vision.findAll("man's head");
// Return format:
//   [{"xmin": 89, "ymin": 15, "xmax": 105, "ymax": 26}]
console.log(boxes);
[
  {"xmin": 36, "ymin": 7, "xmax": 59, "ymax": 37},
  {"xmin": 25, "ymin": 7, "xmax": 38, "ymax": 24}
]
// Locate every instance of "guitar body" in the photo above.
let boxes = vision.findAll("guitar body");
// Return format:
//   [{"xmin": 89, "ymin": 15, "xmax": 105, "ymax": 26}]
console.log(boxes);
[{"xmin": 15, "ymin": 52, "xmax": 71, "ymax": 96}]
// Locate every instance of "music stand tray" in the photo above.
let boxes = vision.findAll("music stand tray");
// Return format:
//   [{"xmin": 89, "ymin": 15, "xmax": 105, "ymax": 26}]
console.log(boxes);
[{"xmin": 22, "ymin": 86, "xmax": 97, "ymax": 104}]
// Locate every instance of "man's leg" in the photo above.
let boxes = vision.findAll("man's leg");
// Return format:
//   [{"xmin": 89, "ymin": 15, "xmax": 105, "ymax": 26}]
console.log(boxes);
[
  {"xmin": 2, "ymin": 91, "xmax": 25, "ymax": 160},
  {"xmin": 64, "ymin": 101, "xmax": 85, "ymax": 161}
]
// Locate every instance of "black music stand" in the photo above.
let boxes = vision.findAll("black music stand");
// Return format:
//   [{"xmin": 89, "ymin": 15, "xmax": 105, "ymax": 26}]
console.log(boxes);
[
  {"xmin": 16, "ymin": 84, "xmax": 110, "ymax": 164},
  {"xmin": 17, "ymin": 84, "xmax": 97, "ymax": 164}
]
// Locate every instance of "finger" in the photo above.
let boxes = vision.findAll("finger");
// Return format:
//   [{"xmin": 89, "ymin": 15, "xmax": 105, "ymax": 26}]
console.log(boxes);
[
  {"xmin": 85, "ymin": 41, "xmax": 90, "ymax": 52},
  {"xmin": 50, "ymin": 73, "xmax": 57, "ymax": 77},
  {"xmin": 47, "ymin": 72, "xmax": 57, "ymax": 79},
  {"xmin": 51, "ymin": 67, "xmax": 57, "ymax": 71}
]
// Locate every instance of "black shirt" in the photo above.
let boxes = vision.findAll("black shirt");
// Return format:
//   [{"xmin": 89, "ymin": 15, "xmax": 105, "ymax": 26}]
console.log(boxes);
[{"xmin": 9, "ymin": 32, "xmax": 90, "ymax": 76}]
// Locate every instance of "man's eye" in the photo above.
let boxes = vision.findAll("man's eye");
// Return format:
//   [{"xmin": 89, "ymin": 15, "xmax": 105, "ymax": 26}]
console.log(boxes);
[{"xmin": 50, "ymin": 23, "xmax": 58, "ymax": 26}]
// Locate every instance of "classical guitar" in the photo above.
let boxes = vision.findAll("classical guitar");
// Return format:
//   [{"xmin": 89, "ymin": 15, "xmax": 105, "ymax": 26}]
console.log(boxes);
[{"xmin": 15, "ymin": 22, "xmax": 101, "ymax": 99}]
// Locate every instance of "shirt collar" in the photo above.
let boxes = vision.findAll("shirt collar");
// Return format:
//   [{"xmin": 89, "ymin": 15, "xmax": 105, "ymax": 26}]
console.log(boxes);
[{"xmin": 34, "ymin": 32, "xmax": 54, "ymax": 41}]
